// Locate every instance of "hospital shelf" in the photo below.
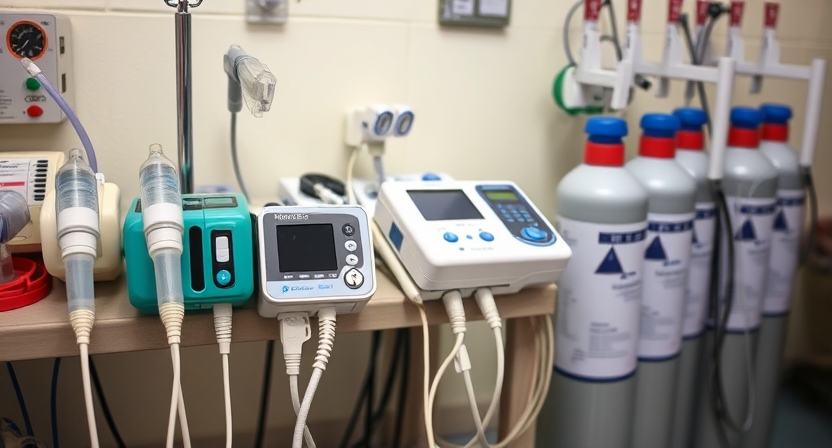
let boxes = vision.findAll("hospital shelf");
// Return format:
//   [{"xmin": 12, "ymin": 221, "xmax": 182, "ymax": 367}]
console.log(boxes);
[{"xmin": 0, "ymin": 270, "xmax": 556, "ymax": 362}]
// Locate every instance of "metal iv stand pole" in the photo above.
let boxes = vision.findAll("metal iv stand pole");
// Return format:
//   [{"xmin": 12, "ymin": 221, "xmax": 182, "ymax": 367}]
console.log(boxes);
[{"xmin": 165, "ymin": 0, "xmax": 203, "ymax": 194}]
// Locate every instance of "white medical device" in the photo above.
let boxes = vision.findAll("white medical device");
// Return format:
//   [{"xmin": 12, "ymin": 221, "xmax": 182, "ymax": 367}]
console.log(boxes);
[
  {"xmin": 257, "ymin": 205, "xmax": 376, "ymax": 316},
  {"xmin": 0, "ymin": 12, "xmax": 72, "ymax": 124},
  {"xmin": 374, "ymin": 181, "xmax": 571, "ymax": 299}
]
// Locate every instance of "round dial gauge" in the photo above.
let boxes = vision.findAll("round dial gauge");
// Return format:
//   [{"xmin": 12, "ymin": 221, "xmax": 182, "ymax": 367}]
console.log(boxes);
[{"xmin": 7, "ymin": 22, "xmax": 48, "ymax": 60}]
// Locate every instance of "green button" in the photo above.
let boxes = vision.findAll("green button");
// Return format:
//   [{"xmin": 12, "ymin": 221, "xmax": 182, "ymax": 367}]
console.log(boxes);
[{"xmin": 25, "ymin": 78, "xmax": 41, "ymax": 91}]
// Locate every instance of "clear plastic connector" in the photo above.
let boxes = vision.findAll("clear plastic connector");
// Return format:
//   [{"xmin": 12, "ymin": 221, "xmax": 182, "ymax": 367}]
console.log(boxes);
[{"xmin": 237, "ymin": 58, "xmax": 276, "ymax": 117}]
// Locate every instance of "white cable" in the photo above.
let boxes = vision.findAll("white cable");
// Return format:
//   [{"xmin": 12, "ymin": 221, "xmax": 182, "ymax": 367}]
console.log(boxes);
[
  {"xmin": 462, "ymin": 369, "xmax": 489, "ymax": 448},
  {"xmin": 416, "ymin": 304, "xmax": 434, "ymax": 447},
  {"xmin": 222, "ymin": 354, "xmax": 232, "ymax": 448},
  {"xmin": 166, "ymin": 343, "xmax": 182, "ymax": 448},
  {"xmin": 79, "ymin": 343, "xmax": 100, "ymax": 448},
  {"xmin": 280, "ymin": 313, "xmax": 315, "ymax": 447},
  {"xmin": 345, "ymin": 146, "xmax": 359, "ymax": 205},
  {"xmin": 427, "ymin": 332, "xmax": 465, "ymax": 446},
  {"xmin": 290, "ymin": 375, "xmax": 316, "ymax": 448},
  {"xmin": 213, "ymin": 304, "xmax": 234, "ymax": 448},
  {"xmin": 178, "ymin": 371, "xmax": 192, "ymax": 448},
  {"xmin": 292, "ymin": 308, "xmax": 337, "ymax": 448}
]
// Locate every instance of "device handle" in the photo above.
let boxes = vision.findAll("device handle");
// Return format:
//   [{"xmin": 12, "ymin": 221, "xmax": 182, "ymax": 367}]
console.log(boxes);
[
  {"xmin": 800, "ymin": 59, "xmax": 827, "ymax": 168},
  {"xmin": 708, "ymin": 57, "xmax": 736, "ymax": 181}
]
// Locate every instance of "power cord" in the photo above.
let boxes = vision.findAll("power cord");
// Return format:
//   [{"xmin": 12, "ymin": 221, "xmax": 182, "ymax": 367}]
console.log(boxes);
[
  {"xmin": 213, "ymin": 304, "xmax": 234, "ymax": 448},
  {"xmin": 159, "ymin": 302, "xmax": 192, "ymax": 448},
  {"xmin": 51, "ymin": 358, "xmax": 61, "ymax": 448},
  {"xmin": 254, "ymin": 340, "xmax": 275, "ymax": 448}
]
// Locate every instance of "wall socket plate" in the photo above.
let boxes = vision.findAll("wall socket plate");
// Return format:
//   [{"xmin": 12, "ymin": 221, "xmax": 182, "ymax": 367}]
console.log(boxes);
[
  {"xmin": 246, "ymin": 0, "xmax": 288, "ymax": 24},
  {"xmin": 439, "ymin": 0, "xmax": 511, "ymax": 28}
]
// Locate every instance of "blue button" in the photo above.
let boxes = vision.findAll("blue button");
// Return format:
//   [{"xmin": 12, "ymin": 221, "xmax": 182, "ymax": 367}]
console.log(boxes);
[
  {"xmin": 466, "ymin": 235, "xmax": 473, "ymax": 240},
  {"xmin": 422, "ymin": 173, "xmax": 442, "ymax": 181},
  {"xmin": 443, "ymin": 232, "xmax": 459, "ymax": 243},
  {"xmin": 507, "ymin": 219, "xmax": 515, "ymax": 223},
  {"xmin": 479, "ymin": 232, "xmax": 494, "ymax": 242},
  {"xmin": 216, "ymin": 270, "xmax": 232, "ymax": 286},
  {"xmin": 521, "ymin": 226, "xmax": 547, "ymax": 242}
]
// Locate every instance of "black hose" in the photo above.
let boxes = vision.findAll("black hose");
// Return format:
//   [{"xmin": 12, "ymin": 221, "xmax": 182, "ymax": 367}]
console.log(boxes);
[
  {"xmin": 89, "ymin": 357, "xmax": 127, "ymax": 448},
  {"xmin": 51, "ymin": 358, "xmax": 61, "ymax": 448},
  {"xmin": 254, "ymin": 340, "xmax": 275, "ymax": 448},
  {"xmin": 364, "ymin": 332, "xmax": 381, "ymax": 447},
  {"xmin": 7, "ymin": 362, "xmax": 33, "ymax": 436},
  {"xmin": 393, "ymin": 331, "xmax": 410, "ymax": 448},
  {"xmin": 800, "ymin": 168, "xmax": 819, "ymax": 264}
]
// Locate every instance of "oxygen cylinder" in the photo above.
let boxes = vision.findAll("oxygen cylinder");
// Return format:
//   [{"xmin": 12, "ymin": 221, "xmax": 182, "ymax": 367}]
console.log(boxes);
[
  {"xmin": 538, "ymin": 117, "xmax": 648, "ymax": 448},
  {"xmin": 670, "ymin": 107, "xmax": 715, "ymax": 448},
  {"xmin": 694, "ymin": 107, "xmax": 778, "ymax": 448},
  {"xmin": 626, "ymin": 113, "xmax": 697, "ymax": 448},
  {"xmin": 741, "ymin": 104, "xmax": 803, "ymax": 448}
]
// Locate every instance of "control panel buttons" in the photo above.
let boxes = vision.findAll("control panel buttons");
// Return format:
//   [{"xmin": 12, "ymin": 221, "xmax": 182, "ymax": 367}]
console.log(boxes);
[
  {"xmin": 215, "ymin": 236, "xmax": 230, "ymax": 262},
  {"xmin": 26, "ymin": 105, "xmax": 43, "ymax": 118},
  {"xmin": 521, "ymin": 226, "xmax": 547, "ymax": 242},
  {"xmin": 25, "ymin": 78, "xmax": 41, "ymax": 91},
  {"xmin": 346, "ymin": 254, "xmax": 359, "ymax": 266},
  {"xmin": 216, "ymin": 270, "xmax": 232, "ymax": 286},
  {"xmin": 443, "ymin": 232, "xmax": 459, "ymax": 243},
  {"xmin": 342, "ymin": 224, "xmax": 355, "ymax": 236},
  {"xmin": 479, "ymin": 231, "xmax": 494, "ymax": 242},
  {"xmin": 345, "ymin": 240, "xmax": 357, "ymax": 252},
  {"xmin": 345, "ymin": 268, "xmax": 364, "ymax": 289}
]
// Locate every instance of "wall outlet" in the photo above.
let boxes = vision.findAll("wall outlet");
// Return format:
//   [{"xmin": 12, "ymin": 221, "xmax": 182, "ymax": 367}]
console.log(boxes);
[{"xmin": 246, "ymin": 0, "xmax": 288, "ymax": 24}]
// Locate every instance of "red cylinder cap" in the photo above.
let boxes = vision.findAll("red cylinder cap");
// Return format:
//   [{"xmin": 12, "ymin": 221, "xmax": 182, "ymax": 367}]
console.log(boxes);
[
  {"xmin": 762, "ymin": 124, "xmax": 788, "ymax": 142},
  {"xmin": 676, "ymin": 130, "xmax": 705, "ymax": 150},
  {"xmin": 584, "ymin": 142, "xmax": 625, "ymax": 166},
  {"xmin": 639, "ymin": 136, "xmax": 676, "ymax": 158}
]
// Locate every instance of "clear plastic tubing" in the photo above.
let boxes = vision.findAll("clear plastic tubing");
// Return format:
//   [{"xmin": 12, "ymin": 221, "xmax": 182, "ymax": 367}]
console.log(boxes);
[
  {"xmin": 140, "ymin": 144, "xmax": 184, "ymax": 306},
  {"xmin": 0, "ymin": 191, "xmax": 30, "ymax": 284},
  {"xmin": 56, "ymin": 149, "xmax": 99, "ymax": 312}
]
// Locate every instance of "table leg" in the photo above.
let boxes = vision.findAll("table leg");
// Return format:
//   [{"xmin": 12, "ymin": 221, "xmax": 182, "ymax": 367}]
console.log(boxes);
[{"xmin": 499, "ymin": 317, "xmax": 538, "ymax": 448}]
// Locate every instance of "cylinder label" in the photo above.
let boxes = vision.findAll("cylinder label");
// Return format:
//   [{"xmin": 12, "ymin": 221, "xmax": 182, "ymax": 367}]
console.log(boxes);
[
  {"xmin": 554, "ymin": 217, "xmax": 647, "ymax": 380},
  {"xmin": 683, "ymin": 203, "xmax": 716, "ymax": 337},
  {"xmin": 638, "ymin": 212, "xmax": 695, "ymax": 359},
  {"xmin": 721, "ymin": 196, "xmax": 777, "ymax": 331},
  {"xmin": 762, "ymin": 190, "xmax": 804, "ymax": 315}
]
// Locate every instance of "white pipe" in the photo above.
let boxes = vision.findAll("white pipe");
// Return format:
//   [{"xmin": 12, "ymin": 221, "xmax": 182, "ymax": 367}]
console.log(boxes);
[
  {"xmin": 708, "ymin": 57, "xmax": 736, "ymax": 181},
  {"xmin": 800, "ymin": 59, "xmax": 826, "ymax": 167}
]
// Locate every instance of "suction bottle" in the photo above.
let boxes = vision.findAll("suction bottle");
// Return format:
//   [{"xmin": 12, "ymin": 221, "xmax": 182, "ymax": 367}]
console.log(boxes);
[
  {"xmin": 538, "ymin": 117, "xmax": 648, "ymax": 448},
  {"xmin": 694, "ymin": 107, "xmax": 778, "ymax": 448},
  {"xmin": 670, "ymin": 107, "xmax": 715, "ymax": 448},
  {"xmin": 741, "ymin": 104, "xmax": 803, "ymax": 448},
  {"xmin": 626, "ymin": 113, "xmax": 697, "ymax": 448}
]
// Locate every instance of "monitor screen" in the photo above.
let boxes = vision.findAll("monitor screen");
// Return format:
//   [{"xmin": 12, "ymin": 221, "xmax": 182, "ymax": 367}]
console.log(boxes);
[
  {"xmin": 484, "ymin": 190, "xmax": 520, "ymax": 202},
  {"xmin": 276, "ymin": 224, "xmax": 338, "ymax": 272},
  {"xmin": 407, "ymin": 190, "xmax": 484, "ymax": 221}
]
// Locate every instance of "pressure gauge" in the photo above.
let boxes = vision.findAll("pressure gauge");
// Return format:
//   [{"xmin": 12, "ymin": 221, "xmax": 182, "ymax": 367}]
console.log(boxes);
[{"xmin": 7, "ymin": 21, "xmax": 48, "ymax": 60}]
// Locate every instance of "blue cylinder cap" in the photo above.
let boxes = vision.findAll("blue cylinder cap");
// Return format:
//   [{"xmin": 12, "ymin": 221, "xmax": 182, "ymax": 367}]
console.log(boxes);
[
  {"xmin": 759, "ymin": 104, "xmax": 793, "ymax": 124},
  {"xmin": 640, "ymin": 113, "xmax": 681, "ymax": 138},
  {"xmin": 585, "ymin": 117, "xmax": 627, "ymax": 144},
  {"xmin": 730, "ymin": 107, "xmax": 762, "ymax": 129},
  {"xmin": 673, "ymin": 108, "xmax": 708, "ymax": 131}
]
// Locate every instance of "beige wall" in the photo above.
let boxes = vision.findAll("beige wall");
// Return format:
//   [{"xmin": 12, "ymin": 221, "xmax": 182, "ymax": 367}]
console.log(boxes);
[{"xmin": 2, "ymin": 0, "xmax": 832, "ymax": 446}]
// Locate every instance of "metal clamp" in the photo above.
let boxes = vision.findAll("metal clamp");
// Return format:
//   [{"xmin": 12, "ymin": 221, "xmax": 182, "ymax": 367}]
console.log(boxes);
[{"xmin": 164, "ymin": 0, "xmax": 203, "ymax": 9}]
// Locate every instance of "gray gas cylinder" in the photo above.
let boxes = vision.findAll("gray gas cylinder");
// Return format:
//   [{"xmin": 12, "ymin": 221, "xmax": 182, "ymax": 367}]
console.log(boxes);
[
  {"xmin": 741, "ymin": 104, "xmax": 803, "ymax": 448},
  {"xmin": 670, "ymin": 107, "xmax": 716, "ymax": 448},
  {"xmin": 625, "ymin": 113, "xmax": 697, "ymax": 448},
  {"xmin": 694, "ymin": 106, "xmax": 779, "ymax": 448},
  {"xmin": 537, "ymin": 117, "xmax": 648, "ymax": 448}
]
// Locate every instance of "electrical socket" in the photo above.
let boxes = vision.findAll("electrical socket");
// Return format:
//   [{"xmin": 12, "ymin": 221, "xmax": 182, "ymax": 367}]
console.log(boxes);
[{"xmin": 246, "ymin": 0, "xmax": 288, "ymax": 24}]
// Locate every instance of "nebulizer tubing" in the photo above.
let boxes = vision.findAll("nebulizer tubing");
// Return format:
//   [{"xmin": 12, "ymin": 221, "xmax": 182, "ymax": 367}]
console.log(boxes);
[
  {"xmin": 0, "ymin": 191, "xmax": 31, "ymax": 283},
  {"xmin": 20, "ymin": 59, "xmax": 98, "ymax": 173},
  {"xmin": 139, "ymin": 144, "xmax": 192, "ymax": 448}
]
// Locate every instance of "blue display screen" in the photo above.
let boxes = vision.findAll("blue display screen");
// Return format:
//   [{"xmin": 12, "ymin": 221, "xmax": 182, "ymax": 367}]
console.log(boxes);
[{"xmin": 407, "ymin": 190, "xmax": 483, "ymax": 221}]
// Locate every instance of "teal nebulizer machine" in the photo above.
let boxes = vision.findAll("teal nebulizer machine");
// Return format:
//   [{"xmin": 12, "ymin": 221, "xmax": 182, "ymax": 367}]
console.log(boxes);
[{"xmin": 123, "ymin": 193, "xmax": 255, "ymax": 313}]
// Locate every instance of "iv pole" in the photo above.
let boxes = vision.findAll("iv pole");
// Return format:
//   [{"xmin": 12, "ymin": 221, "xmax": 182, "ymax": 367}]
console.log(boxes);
[{"xmin": 165, "ymin": 0, "xmax": 203, "ymax": 194}]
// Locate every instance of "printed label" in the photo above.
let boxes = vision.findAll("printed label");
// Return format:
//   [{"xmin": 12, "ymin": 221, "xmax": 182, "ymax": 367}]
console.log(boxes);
[
  {"xmin": 585, "ymin": 0, "xmax": 603, "ymax": 21},
  {"xmin": 638, "ymin": 212, "xmax": 695, "ymax": 359},
  {"xmin": 730, "ymin": 1, "xmax": 744, "ymax": 27},
  {"xmin": 720, "ymin": 197, "xmax": 777, "ymax": 331},
  {"xmin": 696, "ymin": 0, "xmax": 710, "ymax": 25},
  {"xmin": 683, "ymin": 203, "xmax": 716, "ymax": 337},
  {"xmin": 764, "ymin": 3, "xmax": 779, "ymax": 28},
  {"xmin": 0, "ymin": 159, "xmax": 33, "ymax": 206},
  {"xmin": 763, "ymin": 190, "xmax": 804, "ymax": 314},
  {"xmin": 555, "ymin": 217, "xmax": 648, "ymax": 380},
  {"xmin": 668, "ymin": 0, "xmax": 684, "ymax": 23}
]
